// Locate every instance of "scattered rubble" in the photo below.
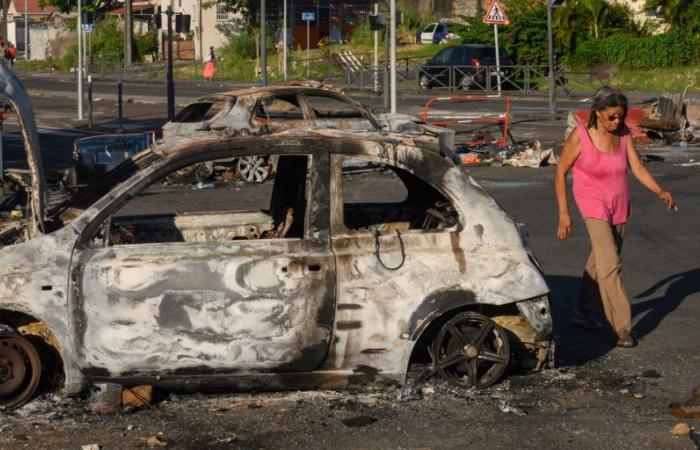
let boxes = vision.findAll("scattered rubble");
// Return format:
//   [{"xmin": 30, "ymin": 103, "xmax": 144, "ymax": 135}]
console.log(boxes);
[
  {"xmin": 669, "ymin": 422, "xmax": 692, "ymax": 436},
  {"xmin": 670, "ymin": 388, "xmax": 700, "ymax": 419},
  {"xmin": 497, "ymin": 400, "xmax": 527, "ymax": 416}
]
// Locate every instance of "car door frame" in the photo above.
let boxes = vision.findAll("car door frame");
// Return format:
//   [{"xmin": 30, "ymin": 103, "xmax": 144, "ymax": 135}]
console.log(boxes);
[
  {"xmin": 298, "ymin": 91, "xmax": 378, "ymax": 131},
  {"xmin": 250, "ymin": 92, "xmax": 312, "ymax": 132},
  {"xmin": 67, "ymin": 143, "xmax": 337, "ymax": 381}
]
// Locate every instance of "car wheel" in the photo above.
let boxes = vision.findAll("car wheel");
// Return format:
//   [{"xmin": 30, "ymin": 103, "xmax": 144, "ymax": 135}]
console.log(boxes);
[
  {"xmin": 237, "ymin": 156, "xmax": 270, "ymax": 183},
  {"xmin": 458, "ymin": 75, "xmax": 473, "ymax": 90},
  {"xmin": 419, "ymin": 74, "xmax": 432, "ymax": 90},
  {"xmin": 432, "ymin": 312, "xmax": 510, "ymax": 388},
  {"xmin": 0, "ymin": 331, "xmax": 42, "ymax": 409}
]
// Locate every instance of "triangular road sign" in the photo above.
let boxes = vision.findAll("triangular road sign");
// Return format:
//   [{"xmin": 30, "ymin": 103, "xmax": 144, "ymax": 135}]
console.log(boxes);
[{"xmin": 483, "ymin": 0, "xmax": 510, "ymax": 25}]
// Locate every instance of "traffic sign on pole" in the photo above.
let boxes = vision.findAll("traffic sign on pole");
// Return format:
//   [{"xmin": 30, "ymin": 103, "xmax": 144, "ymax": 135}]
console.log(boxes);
[{"xmin": 483, "ymin": 0, "xmax": 510, "ymax": 25}]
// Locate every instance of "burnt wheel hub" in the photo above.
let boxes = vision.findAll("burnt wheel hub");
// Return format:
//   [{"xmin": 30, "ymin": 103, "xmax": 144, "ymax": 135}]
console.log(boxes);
[
  {"xmin": 463, "ymin": 344, "xmax": 479, "ymax": 359},
  {"xmin": 0, "ymin": 333, "xmax": 41, "ymax": 409}
]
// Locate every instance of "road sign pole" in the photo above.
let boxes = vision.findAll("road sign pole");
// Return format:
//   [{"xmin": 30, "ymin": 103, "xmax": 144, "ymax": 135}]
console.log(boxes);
[
  {"xmin": 283, "ymin": 0, "xmax": 287, "ymax": 80},
  {"xmin": 306, "ymin": 20, "xmax": 310, "ymax": 78},
  {"xmin": 493, "ymin": 24, "xmax": 501, "ymax": 95},
  {"xmin": 389, "ymin": 0, "xmax": 397, "ymax": 114},
  {"xmin": 547, "ymin": 1, "xmax": 557, "ymax": 115},
  {"xmin": 261, "ymin": 0, "xmax": 267, "ymax": 86}
]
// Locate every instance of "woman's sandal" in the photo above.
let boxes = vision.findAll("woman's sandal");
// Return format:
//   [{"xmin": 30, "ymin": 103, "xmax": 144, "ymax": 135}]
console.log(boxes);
[{"xmin": 616, "ymin": 332, "xmax": 636, "ymax": 348}]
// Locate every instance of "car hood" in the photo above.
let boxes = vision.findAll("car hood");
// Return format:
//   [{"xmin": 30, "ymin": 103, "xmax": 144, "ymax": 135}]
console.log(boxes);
[{"xmin": 0, "ymin": 63, "xmax": 45, "ymax": 236}]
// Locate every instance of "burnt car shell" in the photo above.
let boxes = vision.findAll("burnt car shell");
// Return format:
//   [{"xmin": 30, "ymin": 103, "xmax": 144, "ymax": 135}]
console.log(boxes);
[{"xmin": 0, "ymin": 72, "xmax": 551, "ymax": 402}]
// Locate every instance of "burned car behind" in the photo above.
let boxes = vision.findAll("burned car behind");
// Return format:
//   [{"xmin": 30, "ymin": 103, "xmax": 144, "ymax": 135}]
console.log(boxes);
[
  {"xmin": 161, "ymin": 85, "xmax": 432, "ymax": 182},
  {"xmin": 0, "ymin": 66, "xmax": 552, "ymax": 409}
]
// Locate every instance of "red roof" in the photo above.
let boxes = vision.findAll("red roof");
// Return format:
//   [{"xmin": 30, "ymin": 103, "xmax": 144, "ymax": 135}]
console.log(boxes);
[
  {"xmin": 110, "ymin": 3, "xmax": 155, "ymax": 15},
  {"xmin": 12, "ymin": 0, "xmax": 61, "ymax": 15}
]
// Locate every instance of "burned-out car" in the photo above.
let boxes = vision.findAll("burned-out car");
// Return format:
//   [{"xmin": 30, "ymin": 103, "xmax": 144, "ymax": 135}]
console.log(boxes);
[
  {"xmin": 161, "ymin": 85, "xmax": 426, "ymax": 182},
  {"xmin": 0, "ymin": 65, "xmax": 552, "ymax": 409}
]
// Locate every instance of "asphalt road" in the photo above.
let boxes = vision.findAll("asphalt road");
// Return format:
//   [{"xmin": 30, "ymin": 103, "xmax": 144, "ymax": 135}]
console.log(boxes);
[{"xmin": 1, "ymin": 77, "xmax": 699, "ymax": 449}]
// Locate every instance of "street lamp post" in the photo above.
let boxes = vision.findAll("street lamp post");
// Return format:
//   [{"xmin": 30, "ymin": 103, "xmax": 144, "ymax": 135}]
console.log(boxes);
[
  {"xmin": 261, "ymin": 0, "xmax": 267, "ymax": 86},
  {"xmin": 77, "ymin": 0, "xmax": 83, "ymax": 119},
  {"xmin": 547, "ymin": 0, "xmax": 565, "ymax": 115},
  {"xmin": 283, "ymin": 0, "xmax": 287, "ymax": 80},
  {"xmin": 167, "ymin": 6, "xmax": 174, "ymax": 120},
  {"xmin": 389, "ymin": 0, "xmax": 396, "ymax": 114}
]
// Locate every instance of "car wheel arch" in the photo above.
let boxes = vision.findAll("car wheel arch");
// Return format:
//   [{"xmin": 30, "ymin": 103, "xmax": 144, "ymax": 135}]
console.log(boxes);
[{"xmin": 0, "ymin": 309, "xmax": 67, "ymax": 397}]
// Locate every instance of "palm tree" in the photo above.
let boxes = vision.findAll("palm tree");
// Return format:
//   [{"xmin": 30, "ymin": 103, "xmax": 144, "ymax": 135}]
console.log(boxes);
[{"xmin": 579, "ymin": 0, "xmax": 608, "ymax": 38}]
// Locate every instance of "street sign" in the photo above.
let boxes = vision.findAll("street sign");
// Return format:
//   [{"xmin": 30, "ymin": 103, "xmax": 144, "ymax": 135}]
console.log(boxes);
[
  {"xmin": 483, "ymin": 0, "xmax": 510, "ymax": 25},
  {"xmin": 302, "ymin": 11, "xmax": 315, "ymax": 21}
]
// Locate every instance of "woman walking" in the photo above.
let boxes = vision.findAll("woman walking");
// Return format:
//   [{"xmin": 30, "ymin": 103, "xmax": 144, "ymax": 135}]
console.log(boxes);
[
  {"xmin": 203, "ymin": 46, "xmax": 216, "ymax": 81},
  {"xmin": 555, "ymin": 86, "xmax": 677, "ymax": 347}
]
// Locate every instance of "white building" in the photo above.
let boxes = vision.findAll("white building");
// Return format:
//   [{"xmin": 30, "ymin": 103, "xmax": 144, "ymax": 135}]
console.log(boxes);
[
  {"xmin": 158, "ymin": 0, "xmax": 245, "ymax": 60},
  {"xmin": 5, "ymin": 0, "xmax": 73, "ymax": 60}
]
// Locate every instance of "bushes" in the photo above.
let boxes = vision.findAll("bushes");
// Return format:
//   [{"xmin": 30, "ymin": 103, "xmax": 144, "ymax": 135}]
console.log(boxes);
[
  {"xmin": 570, "ymin": 29, "xmax": 700, "ymax": 69},
  {"xmin": 135, "ymin": 29, "xmax": 158, "ymax": 61}
]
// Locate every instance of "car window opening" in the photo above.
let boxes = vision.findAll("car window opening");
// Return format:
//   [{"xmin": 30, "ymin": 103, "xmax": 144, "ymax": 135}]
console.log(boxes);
[
  {"xmin": 172, "ymin": 100, "xmax": 231, "ymax": 123},
  {"xmin": 306, "ymin": 94, "xmax": 365, "ymax": 120},
  {"xmin": 89, "ymin": 154, "xmax": 310, "ymax": 247},
  {"xmin": 341, "ymin": 159, "xmax": 459, "ymax": 232},
  {"xmin": 255, "ymin": 96, "xmax": 304, "ymax": 121}
]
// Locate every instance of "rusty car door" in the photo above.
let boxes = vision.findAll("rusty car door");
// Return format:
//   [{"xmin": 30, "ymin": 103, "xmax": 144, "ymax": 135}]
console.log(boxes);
[{"xmin": 69, "ymin": 152, "xmax": 336, "ymax": 377}]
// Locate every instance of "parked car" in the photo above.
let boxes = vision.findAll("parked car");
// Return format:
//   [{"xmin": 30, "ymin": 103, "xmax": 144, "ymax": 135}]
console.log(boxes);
[
  {"xmin": 162, "ymin": 86, "xmax": 421, "ymax": 182},
  {"xmin": 418, "ymin": 44, "xmax": 515, "ymax": 90},
  {"xmin": 417, "ymin": 22, "xmax": 461, "ymax": 44},
  {"xmin": 0, "ymin": 65, "xmax": 552, "ymax": 409}
]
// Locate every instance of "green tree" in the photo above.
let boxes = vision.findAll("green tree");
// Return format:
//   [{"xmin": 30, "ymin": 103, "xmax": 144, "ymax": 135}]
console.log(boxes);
[{"xmin": 644, "ymin": 0, "xmax": 700, "ymax": 31}]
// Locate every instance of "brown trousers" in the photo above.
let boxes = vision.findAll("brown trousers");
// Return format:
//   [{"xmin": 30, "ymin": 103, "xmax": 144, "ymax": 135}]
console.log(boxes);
[{"xmin": 577, "ymin": 218, "xmax": 632, "ymax": 336}]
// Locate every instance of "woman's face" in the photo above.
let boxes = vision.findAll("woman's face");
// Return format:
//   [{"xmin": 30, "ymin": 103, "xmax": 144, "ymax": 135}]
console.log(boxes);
[{"xmin": 595, "ymin": 106, "xmax": 625, "ymax": 133}]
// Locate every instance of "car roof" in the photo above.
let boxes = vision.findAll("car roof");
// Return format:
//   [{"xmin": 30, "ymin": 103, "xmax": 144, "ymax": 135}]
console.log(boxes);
[{"xmin": 199, "ymin": 85, "xmax": 347, "ymax": 100}]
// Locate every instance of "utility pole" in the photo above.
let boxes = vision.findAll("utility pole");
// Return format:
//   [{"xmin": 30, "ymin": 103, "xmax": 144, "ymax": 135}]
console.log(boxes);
[
  {"xmin": 167, "ymin": 6, "xmax": 174, "ymax": 120},
  {"xmin": 373, "ymin": 2, "xmax": 378, "ymax": 92},
  {"xmin": 283, "ymin": 0, "xmax": 287, "ymax": 80},
  {"xmin": 389, "ymin": 0, "xmax": 396, "ymax": 114},
  {"xmin": 125, "ymin": 0, "xmax": 132, "ymax": 65},
  {"xmin": 261, "ymin": 0, "xmax": 267, "ymax": 86},
  {"xmin": 77, "ymin": 0, "xmax": 83, "ymax": 119},
  {"xmin": 547, "ymin": 2, "xmax": 555, "ymax": 115},
  {"xmin": 23, "ymin": 0, "xmax": 28, "ymax": 59}
]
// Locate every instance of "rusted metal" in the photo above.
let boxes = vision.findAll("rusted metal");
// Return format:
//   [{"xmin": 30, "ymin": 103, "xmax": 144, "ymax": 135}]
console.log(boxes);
[
  {"xmin": 0, "ymin": 78, "xmax": 552, "ymax": 405},
  {"xmin": 0, "ymin": 332, "xmax": 42, "ymax": 409}
]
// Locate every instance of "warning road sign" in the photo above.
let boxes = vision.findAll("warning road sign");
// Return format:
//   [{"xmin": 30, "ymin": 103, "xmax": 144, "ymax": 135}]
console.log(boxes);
[{"xmin": 483, "ymin": 0, "xmax": 510, "ymax": 25}]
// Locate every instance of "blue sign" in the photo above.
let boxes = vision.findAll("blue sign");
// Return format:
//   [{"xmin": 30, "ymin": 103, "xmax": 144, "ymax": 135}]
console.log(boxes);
[
  {"xmin": 81, "ymin": 23, "xmax": 94, "ymax": 32},
  {"xmin": 302, "ymin": 11, "xmax": 315, "ymax": 21}
]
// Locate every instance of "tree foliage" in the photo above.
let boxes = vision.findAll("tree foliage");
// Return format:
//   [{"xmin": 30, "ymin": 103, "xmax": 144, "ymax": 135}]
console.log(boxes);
[{"xmin": 644, "ymin": 0, "xmax": 700, "ymax": 31}]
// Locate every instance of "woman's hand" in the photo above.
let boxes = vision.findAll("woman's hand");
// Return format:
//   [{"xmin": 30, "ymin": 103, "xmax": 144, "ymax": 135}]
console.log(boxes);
[
  {"xmin": 658, "ymin": 191, "xmax": 678, "ymax": 212},
  {"xmin": 557, "ymin": 212, "xmax": 572, "ymax": 240}
]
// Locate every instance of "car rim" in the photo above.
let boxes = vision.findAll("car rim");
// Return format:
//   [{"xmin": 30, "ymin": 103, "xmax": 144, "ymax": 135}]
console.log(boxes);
[
  {"xmin": 237, "ymin": 156, "xmax": 270, "ymax": 183},
  {"xmin": 433, "ymin": 312, "xmax": 509, "ymax": 388},
  {"xmin": 0, "ymin": 332, "xmax": 42, "ymax": 409},
  {"xmin": 420, "ymin": 75, "xmax": 430, "ymax": 88}
]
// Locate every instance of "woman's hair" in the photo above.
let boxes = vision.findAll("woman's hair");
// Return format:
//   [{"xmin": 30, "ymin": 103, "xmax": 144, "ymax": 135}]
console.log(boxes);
[{"xmin": 587, "ymin": 86, "xmax": 628, "ymax": 129}]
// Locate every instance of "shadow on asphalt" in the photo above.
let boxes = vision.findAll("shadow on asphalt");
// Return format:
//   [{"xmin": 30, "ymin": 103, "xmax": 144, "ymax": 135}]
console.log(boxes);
[
  {"xmin": 546, "ymin": 274, "xmax": 615, "ymax": 367},
  {"xmin": 632, "ymin": 267, "xmax": 700, "ymax": 341},
  {"xmin": 546, "ymin": 269, "xmax": 700, "ymax": 367}
]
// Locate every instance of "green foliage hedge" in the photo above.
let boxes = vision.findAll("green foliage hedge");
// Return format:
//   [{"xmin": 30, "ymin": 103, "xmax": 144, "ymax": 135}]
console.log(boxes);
[{"xmin": 570, "ymin": 29, "xmax": 700, "ymax": 69}]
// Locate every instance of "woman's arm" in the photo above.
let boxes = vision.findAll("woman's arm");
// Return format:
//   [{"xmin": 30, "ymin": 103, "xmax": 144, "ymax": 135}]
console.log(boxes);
[
  {"xmin": 626, "ymin": 136, "xmax": 678, "ymax": 212},
  {"xmin": 555, "ymin": 130, "xmax": 582, "ymax": 240}
]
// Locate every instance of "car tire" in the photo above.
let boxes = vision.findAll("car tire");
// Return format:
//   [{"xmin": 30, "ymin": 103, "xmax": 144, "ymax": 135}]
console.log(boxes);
[
  {"xmin": 419, "ymin": 74, "xmax": 432, "ymax": 90},
  {"xmin": 431, "ymin": 311, "xmax": 510, "ymax": 388},
  {"xmin": 0, "ymin": 331, "xmax": 42, "ymax": 410}
]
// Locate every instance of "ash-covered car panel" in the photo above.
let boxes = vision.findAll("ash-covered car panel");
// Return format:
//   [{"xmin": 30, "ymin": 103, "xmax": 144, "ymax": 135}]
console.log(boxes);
[{"xmin": 1, "ymin": 74, "xmax": 551, "ymax": 408}]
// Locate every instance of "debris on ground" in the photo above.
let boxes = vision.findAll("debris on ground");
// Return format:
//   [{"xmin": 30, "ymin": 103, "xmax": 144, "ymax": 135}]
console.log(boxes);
[
  {"xmin": 89, "ymin": 383, "xmax": 123, "ymax": 414},
  {"xmin": 567, "ymin": 92, "xmax": 696, "ymax": 146},
  {"xmin": 145, "ymin": 436, "xmax": 168, "ymax": 447},
  {"xmin": 122, "ymin": 385, "xmax": 153, "ymax": 408},
  {"xmin": 81, "ymin": 445, "xmax": 101, "ymax": 450},
  {"xmin": 503, "ymin": 142, "xmax": 558, "ymax": 168},
  {"xmin": 669, "ymin": 422, "xmax": 693, "ymax": 436},
  {"xmin": 394, "ymin": 384, "xmax": 423, "ymax": 402},
  {"xmin": 497, "ymin": 400, "xmax": 527, "ymax": 416},
  {"xmin": 670, "ymin": 388, "xmax": 700, "ymax": 419}
]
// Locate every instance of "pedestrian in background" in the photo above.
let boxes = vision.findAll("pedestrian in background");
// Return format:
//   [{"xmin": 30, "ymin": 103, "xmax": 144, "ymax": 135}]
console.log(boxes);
[
  {"xmin": 203, "ymin": 46, "xmax": 215, "ymax": 81},
  {"xmin": 6, "ymin": 43, "xmax": 15, "ymax": 67},
  {"xmin": 555, "ymin": 86, "xmax": 677, "ymax": 348}
]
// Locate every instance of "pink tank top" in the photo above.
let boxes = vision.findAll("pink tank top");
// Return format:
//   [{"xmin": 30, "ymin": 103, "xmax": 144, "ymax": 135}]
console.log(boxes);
[{"xmin": 572, "ymin": 124, "xmax": 630, "ymax": 225}]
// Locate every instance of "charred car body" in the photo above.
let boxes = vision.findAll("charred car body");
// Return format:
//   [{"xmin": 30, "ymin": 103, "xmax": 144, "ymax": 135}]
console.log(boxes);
[{"xmin": 0, "ymin": 65, "xmax": 552, "ymax": 409}]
